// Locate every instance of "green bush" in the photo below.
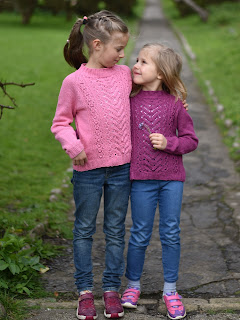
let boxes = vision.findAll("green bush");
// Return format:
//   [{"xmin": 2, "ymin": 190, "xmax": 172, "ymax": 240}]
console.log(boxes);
[
  {"xmin": 74, "ymin": 0, "xmax": 138, "ymax": 16},
  {"xmin": 0, "ymin": 233, "xmax": 46, "ymax": 295},
  {"xmin": 209, "ymin": 2, "xmax": 240, "ymax": 26},
  {"xmin": 172, "ymin": 0, "xmax": 239, "ymax": 17}
]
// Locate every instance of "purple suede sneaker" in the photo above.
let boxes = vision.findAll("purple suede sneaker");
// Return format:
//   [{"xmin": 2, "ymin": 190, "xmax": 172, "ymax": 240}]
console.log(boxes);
[
  {"xmin": 103, "ymin": 291, "xmax": 124, "ymax": 318},
  {"xmin": 76, "ymin": 292, "xmax": 98, "ymax": 320}
]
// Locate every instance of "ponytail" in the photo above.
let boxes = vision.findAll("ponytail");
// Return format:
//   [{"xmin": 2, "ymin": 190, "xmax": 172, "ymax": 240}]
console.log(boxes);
[{"xmin": 63, "ymin": 18, "xmax": 87, "ymax": 69}]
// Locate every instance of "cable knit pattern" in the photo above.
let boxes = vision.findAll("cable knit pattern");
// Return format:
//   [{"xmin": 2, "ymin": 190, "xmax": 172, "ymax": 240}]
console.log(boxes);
[
  {"xmin": 51, "ymin": 64, "xmax": 132, "ymax": 171},
  {"xmin": 130, "ymin": 90, "xmax": 198, "ymax": 181}
]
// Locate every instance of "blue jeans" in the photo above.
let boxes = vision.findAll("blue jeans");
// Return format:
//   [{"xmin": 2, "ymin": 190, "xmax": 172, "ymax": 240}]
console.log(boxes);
[
  {"xmin": 125, "ymin": 180, "xmax": 183, "ymax": 284},
  {"xmin": 71, "ymin": 163, "xmax": 131, "ymax": 293}
]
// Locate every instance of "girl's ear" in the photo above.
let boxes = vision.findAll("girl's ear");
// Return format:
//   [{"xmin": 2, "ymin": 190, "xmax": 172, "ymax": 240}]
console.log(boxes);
[
  {"xmin": 157, "ymin": 73, "xmax": 162, "ymax": 80},
  {"xmin": 92, "ymin": 39, "xmax": 102, "ymax": 51}
]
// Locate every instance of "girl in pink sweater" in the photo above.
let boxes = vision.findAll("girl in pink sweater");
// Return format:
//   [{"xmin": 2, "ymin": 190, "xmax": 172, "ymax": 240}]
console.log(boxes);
[
  {"xmin": 51, "ymin": 11, "xmax": 132, "ymax": 320},
  {"xmin": 121, "ymin": 43, "xmax": 198, "ymax": 320}
]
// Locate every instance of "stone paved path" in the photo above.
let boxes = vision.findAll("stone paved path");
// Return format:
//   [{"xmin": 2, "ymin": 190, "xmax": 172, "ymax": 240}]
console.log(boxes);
[{"xmin": 26, "ymin": 0, "xmax": 240, "ymax": 318}]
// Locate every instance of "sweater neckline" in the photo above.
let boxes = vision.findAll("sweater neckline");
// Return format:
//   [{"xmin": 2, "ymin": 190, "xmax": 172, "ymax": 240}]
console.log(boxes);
[
  {"xmin": 138, "ymin": 90, "xmax": 166, "ymax": 97},
  {"xmin": 79, "ymin": 63, "xmax": 120, "ymax": 77}
]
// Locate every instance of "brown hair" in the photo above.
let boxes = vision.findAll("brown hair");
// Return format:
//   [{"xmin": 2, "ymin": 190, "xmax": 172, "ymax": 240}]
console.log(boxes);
[
  {"xmin": 131, "ymin": 43, "xmax": 187, "ymax": 100},
  {"xmin": 63, "ymin": 10, "xmax": 129, "ymax": 69}
]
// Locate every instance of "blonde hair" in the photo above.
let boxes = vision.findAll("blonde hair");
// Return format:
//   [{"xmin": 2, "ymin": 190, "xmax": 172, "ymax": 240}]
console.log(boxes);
[
  {"xmin": 63, "ymin": 10, "xmax": 129, "ymax": 69},
  {"xmin": 131, "ymin": 43, "xmax": 187, "ymax": 100}
]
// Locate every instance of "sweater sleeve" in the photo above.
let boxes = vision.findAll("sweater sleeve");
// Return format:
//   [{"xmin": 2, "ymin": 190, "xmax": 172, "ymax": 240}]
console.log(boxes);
[
  {"xmin": 164, "ymin": 100, "xmax": 198, "ymax": 155},
  {"xmin": 51, "ymin": 75, "xmax": 84, "ymax": 159},
  {"xmin": 121, "ymin": 64, "xmax": 133, "ymax": 94}
]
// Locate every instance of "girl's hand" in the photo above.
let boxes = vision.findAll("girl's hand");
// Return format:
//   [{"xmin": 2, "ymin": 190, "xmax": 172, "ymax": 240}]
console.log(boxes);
[
  {"xmin": 73, "ymin": 150, "xmax": 88, "ymax": 166},
  {"xmin": 149, "ymin": 133, "xmax": 167, "ymax": 150},
  {"xmin": 182, "ymin": 99, "xmax": 188, "ymax": 111}
]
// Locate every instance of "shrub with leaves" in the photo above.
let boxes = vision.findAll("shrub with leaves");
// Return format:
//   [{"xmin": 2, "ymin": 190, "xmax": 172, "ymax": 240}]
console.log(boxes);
[{"xmin": 0, "ymin": 232, "xmax": 45, "ymax": 295}]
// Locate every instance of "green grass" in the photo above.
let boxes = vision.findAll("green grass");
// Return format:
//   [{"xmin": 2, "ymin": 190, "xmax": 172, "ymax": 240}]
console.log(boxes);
[
  {"xmin": 0, "ymin": 293, "xmax": 28, "ymax": 320},
  {"xmin": 0, "ymin": 2, "xmax": 145, "ymax": 239},
  {"xmin": 0, "ymin": 12, "xmax": 77, "ymax": 238},
  {"xmin": 0, "ymin": 1, "xmax": 144, "ymax": 309},
  {"xmin": 161, "ymin": 0, "xmax": 240, "ymax": 168},
  {"xmin": 0, "ymin": 3, "xmax": 145, "ymax": 319}
]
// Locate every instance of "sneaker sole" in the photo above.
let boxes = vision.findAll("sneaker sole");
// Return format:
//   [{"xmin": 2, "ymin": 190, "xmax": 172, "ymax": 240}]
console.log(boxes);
[
  {"xmin": 104, "ymin": 309, "xmax": 124, "ymax": 318},
  {"xmin": 167, "ymin": 310, "xmax": 186, "ymax": 320},
  {"xmin": 121, "ymin": 301, "xmax": 138, "ymax": 309},
  {"xmin": 76, "ymin": 308, "xmax": 98, "ymax": 320}
]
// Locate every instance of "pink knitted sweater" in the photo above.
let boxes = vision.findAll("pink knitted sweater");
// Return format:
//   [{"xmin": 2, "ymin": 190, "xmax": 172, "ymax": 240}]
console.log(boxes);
[
  {"xmin": 130, "ymin": 90, "xmax": 198, "ymax": 181},
  {"xmin": 51, "ymin": 64, "xmax": 132, "ymax": 171}
]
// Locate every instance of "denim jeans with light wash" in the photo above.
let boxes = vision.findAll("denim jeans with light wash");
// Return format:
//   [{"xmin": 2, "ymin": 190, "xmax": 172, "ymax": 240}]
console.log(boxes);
[
  {"xmin": 125, "ymin": 180, "xmax": 183, "ymax": 284},
  {"xmin": 71, "ymin": 163, "xmax": 131, "ymax": 293}
]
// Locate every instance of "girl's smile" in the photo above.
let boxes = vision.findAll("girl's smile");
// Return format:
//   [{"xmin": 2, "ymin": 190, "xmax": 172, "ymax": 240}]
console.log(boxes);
[{"xmin": 132, "ymin": 48, "xmax": 162, "ymax": 91}]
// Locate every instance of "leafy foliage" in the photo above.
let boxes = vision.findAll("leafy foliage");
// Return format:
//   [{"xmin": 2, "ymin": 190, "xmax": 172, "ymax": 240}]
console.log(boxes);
[
  {"xmin": 172, "ymin": 0, "xmax": 239, "ymax": 17},
  {"xmin": 0, "ymin": 233, "xmax": 46, "ymax": 295}
]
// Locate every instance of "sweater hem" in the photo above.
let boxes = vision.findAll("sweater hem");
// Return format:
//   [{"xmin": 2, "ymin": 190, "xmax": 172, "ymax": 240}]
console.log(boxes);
[
  {"xmin": 130, "ymin": 172, "xmax": 185, "ymax": 182},
  {"xmin": 73, "ymin": 154, "xmax": 131, "ymax": 172}
]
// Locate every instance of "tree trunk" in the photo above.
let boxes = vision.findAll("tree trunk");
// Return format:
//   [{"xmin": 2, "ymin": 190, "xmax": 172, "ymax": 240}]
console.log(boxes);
[
  {"xmin": 14, "ymin": 0, "xmax": 37, "ymax": 25},
  {"xmin": 175, "ymin": 0, "xmax": 209, "ymax": 22}
]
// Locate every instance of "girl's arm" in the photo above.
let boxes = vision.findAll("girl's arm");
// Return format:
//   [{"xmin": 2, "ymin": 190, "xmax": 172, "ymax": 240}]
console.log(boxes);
[
  {"xmin": 51, "ymin": 77, "xmax": 85, "ymax": 159},
  {"xmin": 150, "ymin": 100, "xmax": 198, "ymax": 155}
]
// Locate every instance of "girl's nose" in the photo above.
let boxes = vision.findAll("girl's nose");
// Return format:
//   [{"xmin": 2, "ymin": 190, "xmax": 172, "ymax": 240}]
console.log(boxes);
[
  {"xmin": 119, "ymin": 49, "xmax": 125, "ymax": 58},
  {"xmin": 133, "ymin": 63, "xmax": 138, "ymax": 70},
  {"xmin": 134, "ymin": 60, "xmax": 140, "ymax": 68}
]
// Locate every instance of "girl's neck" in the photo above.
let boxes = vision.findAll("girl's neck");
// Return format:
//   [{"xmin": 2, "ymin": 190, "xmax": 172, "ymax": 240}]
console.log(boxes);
[
  {"xmin": 86, "ymin": 55, "xmax": 108, "ymax": 69},
  {"xmin": 142, "ymin": 84, "xmax": 163, "ymax": 92},
  {"xmin": 142, "ymin": 88, "xmax": 163, "ymax": 92},
  {"xmin": 86, "ymin": 61, "xmax": 105, "ymax": 69}
]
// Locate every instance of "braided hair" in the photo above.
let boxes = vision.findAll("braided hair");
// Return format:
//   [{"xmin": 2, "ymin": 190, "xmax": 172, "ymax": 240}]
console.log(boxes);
[{"xmin": 63, "ymin": 10, "xmax": 128, "ymax": 69}]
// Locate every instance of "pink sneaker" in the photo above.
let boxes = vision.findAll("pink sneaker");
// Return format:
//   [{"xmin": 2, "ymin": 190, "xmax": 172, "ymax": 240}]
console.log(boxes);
[
  {"xmin": 163, "ymin": 292, "xmax": 186, "ymax": 319},
  {"xmin": 121, "ymin": 287, "xmax": 140, "ymax": 308},
  {"xmin": 103, "ymin": 291, "xmax": 124, "ymax": 318},
  {"xmin": 76, "ymin": 292, "xmax": 98, "ymax": 320}
]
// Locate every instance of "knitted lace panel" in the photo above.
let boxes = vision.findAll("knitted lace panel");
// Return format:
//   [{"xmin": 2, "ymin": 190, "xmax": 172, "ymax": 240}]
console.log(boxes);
[
  {"xmin": 130, "ymin": 91, "xmax": 183, "ymax": 180},
  {"xmin": 75, "ymin": 65, "xmax": 132, "ymax": 164}
]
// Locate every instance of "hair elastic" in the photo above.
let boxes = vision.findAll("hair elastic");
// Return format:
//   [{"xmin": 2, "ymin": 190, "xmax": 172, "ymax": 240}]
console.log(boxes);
[{"xmin": 82, "ymin": 16, "xmax": 88, "ymax": 24}]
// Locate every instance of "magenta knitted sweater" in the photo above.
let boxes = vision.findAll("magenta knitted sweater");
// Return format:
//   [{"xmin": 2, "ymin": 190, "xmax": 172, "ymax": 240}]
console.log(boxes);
[
  {"xmin": 51, "ymin": 64, "xmax": 132, "ymax": 172},
  {"xmin": 130, "ymin": 90, "xmax": 198, "ymax": 181}
]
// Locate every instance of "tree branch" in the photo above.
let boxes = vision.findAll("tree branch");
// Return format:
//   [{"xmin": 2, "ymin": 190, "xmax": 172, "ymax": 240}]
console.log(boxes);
[
  {"xmin": 0, "ymin": 105, "xmax": 15, "ymax": 120},
  {"xmin": 0, "ymin": 81, "xmax": 35, "ymax": 119}
]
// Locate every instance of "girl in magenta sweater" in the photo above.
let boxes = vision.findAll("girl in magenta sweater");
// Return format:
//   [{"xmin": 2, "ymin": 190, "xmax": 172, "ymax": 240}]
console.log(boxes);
[
  {"xmin": 121, "ymin": 43, "xmax": 198, "ymax": 320},
  {"xmin": 51, "ymin": 11, "xmax": 132, "ymax": 320}
]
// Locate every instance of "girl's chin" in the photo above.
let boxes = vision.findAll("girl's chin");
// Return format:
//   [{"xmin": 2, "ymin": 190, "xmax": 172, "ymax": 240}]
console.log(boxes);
[{"xmin": 133, "ymin": 79, "xmax": 142, "ymax": 85}]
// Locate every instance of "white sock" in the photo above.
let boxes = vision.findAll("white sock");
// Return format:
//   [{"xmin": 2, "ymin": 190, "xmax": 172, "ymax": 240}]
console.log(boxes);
[
  {"xmin": 127, "ymin": 279, "xmax": 141, "ymax": 290},
  {"xmin": 79, "ymin": 290, "xmax": 92, "ymax": 296},
  {"xmin": 163, "ymin": 282, "xmax": 176, "ymax": 296}
]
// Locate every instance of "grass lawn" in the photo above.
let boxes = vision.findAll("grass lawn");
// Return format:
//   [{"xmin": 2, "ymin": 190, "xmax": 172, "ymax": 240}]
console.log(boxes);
[
  {"xmin": 0, "ymin": 12, "xmax": 77, "ymax": 239},
  {"xmin": 0, "ymin": 5, "xmax": 145, "ymax": 318},
  {"xmin": 161, "ymin": 0, "xmax": 240, "ymax": 168},
  {"xmin": 0, "ymin": 2, "xmax": 144, "ymax": 239}
]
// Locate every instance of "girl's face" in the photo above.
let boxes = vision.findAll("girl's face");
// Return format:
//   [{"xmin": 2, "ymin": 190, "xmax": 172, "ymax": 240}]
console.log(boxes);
[
  {"xmin": 132, "ymin": 48, "xmax": 162, "ymax": 91},
  {"xmin": 97, "ymin": 31, "xmax": 129, "ymax": 68}
]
